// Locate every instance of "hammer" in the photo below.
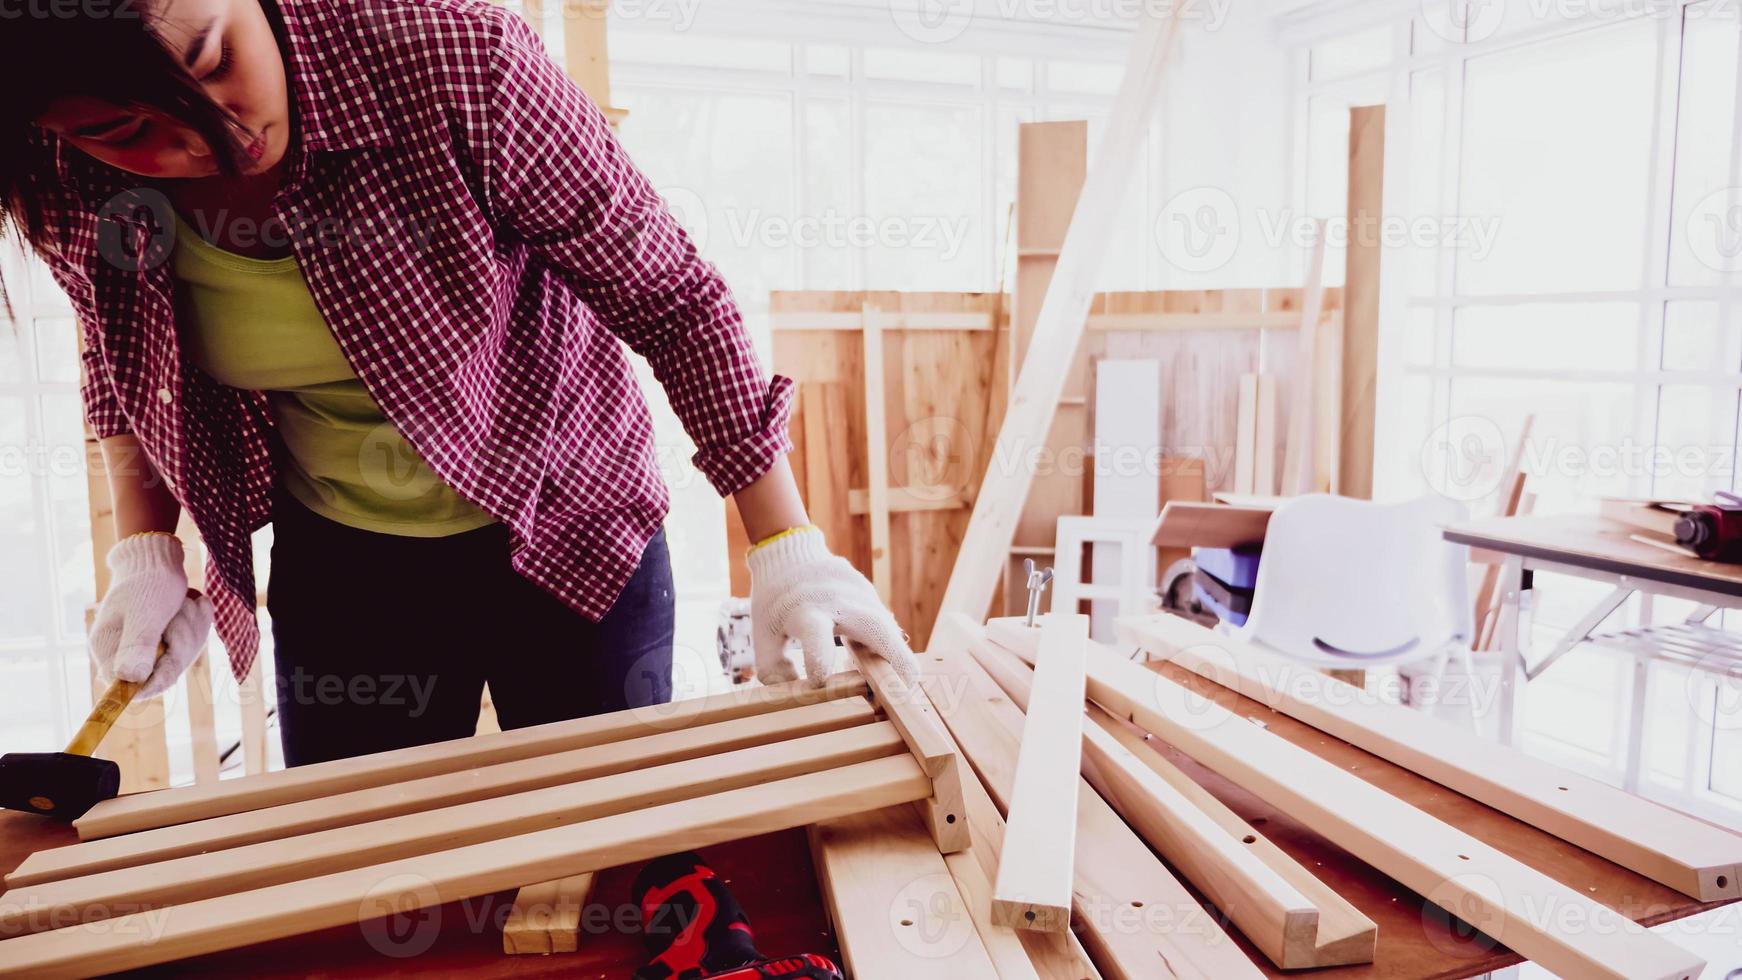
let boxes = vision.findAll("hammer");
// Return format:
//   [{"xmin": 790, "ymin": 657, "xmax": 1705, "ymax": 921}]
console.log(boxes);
[{"xmin": 0, "ymin": 590, "xmax": 199, "ymax": 820}]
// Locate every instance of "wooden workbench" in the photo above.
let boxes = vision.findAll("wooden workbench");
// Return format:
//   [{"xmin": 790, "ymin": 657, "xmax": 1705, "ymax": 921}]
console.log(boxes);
[{"xmin": 2, "ymin": 655, "xmax": 1729, "ymax": 978}]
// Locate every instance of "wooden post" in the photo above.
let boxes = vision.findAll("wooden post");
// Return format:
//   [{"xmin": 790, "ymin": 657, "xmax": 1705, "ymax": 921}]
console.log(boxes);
[
  {"xmin": 862, "ymin": 303, "xmax": 893, "ymax": 603},
  {"xmin": 1339, "ymin": 105, "xmax": 1384, "ymax": 499}
]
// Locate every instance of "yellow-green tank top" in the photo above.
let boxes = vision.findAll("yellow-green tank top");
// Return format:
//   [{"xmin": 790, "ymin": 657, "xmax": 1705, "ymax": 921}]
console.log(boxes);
[{"xmin": 172, "ymin": 217, "xmax": 495, "ymax": 537}]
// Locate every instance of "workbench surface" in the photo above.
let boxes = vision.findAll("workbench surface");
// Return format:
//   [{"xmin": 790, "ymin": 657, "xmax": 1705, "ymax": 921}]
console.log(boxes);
[{"xmin": 2, "ymin": 657, "xmax": 1733, "ymax": 978}]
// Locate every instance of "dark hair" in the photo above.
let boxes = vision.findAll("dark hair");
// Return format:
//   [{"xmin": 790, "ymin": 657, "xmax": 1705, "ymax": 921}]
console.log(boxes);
[{"xmin": 0, "ymin": 0, "xmax": 259, "ymax": 257}]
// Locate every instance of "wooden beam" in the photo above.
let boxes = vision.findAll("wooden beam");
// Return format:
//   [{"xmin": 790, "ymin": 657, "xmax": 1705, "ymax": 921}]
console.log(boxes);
[
  {"xmin": 1150, "ymin": 501, "xmax": 1272, "ymax": 549},
  {"xmin": 0, "ymin": 724, "xmax": 903, "ymax": 934},
  {"xmin": 863, "ymin": 302, "xmax": 893, "ymax": 603},
  {"xmin": 12, "ymin": 697, "xmax": 876, "ymax": 887},
  {"xmin": 994, "ymin": 618, "xmax": 1713, "ymax": 980},
  {"xmin": 1339, "ymin": 105, "xmax": 1383, "ymax": 499},
  {"xmin": 71, "ymin": 673, "xmax": 867, "ymax": 840},
  {"xmin": 1233, "ymin": 374, "xmax": 1257, "ymax": 495},
  {"xmin": 919, "ymin": 620, "xmax": 1261, "ymax": 979},
  {"xmin": 1280, "ymin": 229, "xmax": 1328, "ymax": 496},
  {"xmin": 803, "ymin": 382, "xmax": 853, "ymax": 547},
  {"xmin": 991, "ymin": 616, "xmax": 1087, "ymax": 932},
  {"xmin": 502, "ymin": 874, "xmax": 594, "ymax": 954},
  {"xmin": 923, "ymin": 616, "xmax": 1102, "ymax": 980},
  {"xmin": 1115, "ymin": 612, "xmax": 1742, "ymax": 903},
  {"xmin": 1085, "ymin": 311, "xmax": 1304, "ymax": 332},
  {"xmin": 809, "ymin": 806, "xmax": 1001, "ymax": 977},
  {"xmin": 968, "ymin": 635, "xmax": 1374, "ymax": 969},
  {"xmin": 848, "ymin": 485, "xmax": 968, "ymax": 515},
  {"xmin": 850, "ymin": 647, "xmax": 969, "ymax": 854},
  {"xmin": 770, "ymin": 311, "xmax": 996, "ymax": 331},
  {"xmin": 938, "ymin": 8, "xmax": 1182, "ymax": 622},
  {"xmin": 0, "ymin": 756, "xmax": 932, "ymax": 980}
]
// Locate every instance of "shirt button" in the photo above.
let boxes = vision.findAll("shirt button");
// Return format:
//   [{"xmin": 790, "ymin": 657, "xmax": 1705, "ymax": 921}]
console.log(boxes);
[{"xmin": 157, "ymin": 388, "xmax": 173, "ymax": 403}]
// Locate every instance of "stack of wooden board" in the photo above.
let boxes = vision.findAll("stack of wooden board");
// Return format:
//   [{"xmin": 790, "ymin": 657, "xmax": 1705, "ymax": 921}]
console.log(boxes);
[
  {"xmin": 934, "ymin": 610, "xmax": 1740, "ymax": 980},
  {"xmin": 0, "ymin": 666, "xmax": 986, "ymax": 979}
]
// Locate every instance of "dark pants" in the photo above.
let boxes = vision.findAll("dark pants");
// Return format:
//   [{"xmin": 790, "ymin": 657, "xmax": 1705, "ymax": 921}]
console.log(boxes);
[{"xmin": 266, "ymin": 492, "xmax": 675, "ymax": 767}]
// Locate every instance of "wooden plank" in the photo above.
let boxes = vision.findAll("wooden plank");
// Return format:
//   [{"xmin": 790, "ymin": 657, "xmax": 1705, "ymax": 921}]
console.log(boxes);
[
  {"xmin": 1339, "ymin": 105, "xmax": 1383, "ymax": 499},
  {"xmin": 850, "ymin": 647, "xmax": 969, "ymax": 854},
  {"xmin": 1252, "ymin": 375, "xmax": 1278, "ymax": 497},
  {"xmin": 991, "ymin": 619, "xmax": 1713, "ymax": 980},
  {"xmin": 238, "ymin": 655, "xmax": 269, "ymax": 776},
  {"xmin": 1115, "ymin": 612, "xmax": 1742, "ymax": 904},
  {"xmin": 1086, "ymin": 312, "xmax": 1304, "ymax": 332},
  {"xmin": 968, "ymin": 635, "xmax": 1375, "ymax": 970},
  {"xmin": 70, "ymin": 673, "xmax": 867, "ymax": 840},
  {"xmin": 0, "ymin": 756, "xmax": 933, "ymax": 980},
  {"xmin": 920, "ymin": 620, "xmax": 1261, "ymax": 979},
  {"xmin": 1150, "ymin": 501, "xmax": 1272, "ymax": 549},
  {"xmin": 803, "ymin": 383, "xmax": 854, "ymax": 548},
  {"xmin": 939, "ymin": 8, "xmax": 1182, "ymax": 623},
  {"xmin": 863, "ymin": 302, "xmax": 893, "ymax": 603},
  {"xmin": 992, "ymin": 616, "xmax": 1087, "ymax": 932},
  {"xmin": 848, "ymin": 485, "xmax": 968, "ymax": 514},
  {"xmin": 1233, "ymin": 374, "xmax": 1257, "ymax": 495},
  {"xmin": 922, "ymin": 616, "xmax": 1102, "ymax": 980},
  {"xmin": 770, "ymin": 311, "xmax": 995, "ymax": 331},
  {"xmin": 13, "ymin": 697, "xmax": 877, "ymax": 887},
  {"xmin": 808, "ymin": 806, "xmax": 1001, "ymax": 978},
  {"xmin": 1280, "ymin": 229, "xmax": 1327, "ymax": 497},
  {"xmin": 0, "ymin": 723, "xmax": 903, "ymax": 935},
  {"xmin": 502, "ymin": 874, "xmax": 594, "ymax": 954}
]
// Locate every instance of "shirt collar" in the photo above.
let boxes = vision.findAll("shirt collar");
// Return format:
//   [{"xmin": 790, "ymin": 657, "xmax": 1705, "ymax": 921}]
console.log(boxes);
[{"xmin": 275, "ymin": 0, "xmax": 396, "ymax": 152}]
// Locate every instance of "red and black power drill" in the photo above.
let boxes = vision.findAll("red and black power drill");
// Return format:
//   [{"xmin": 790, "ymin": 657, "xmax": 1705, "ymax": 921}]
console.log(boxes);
[
  {"xmin": 1674, "ymin": 499, "xmax": 1742, "ymax": 562},
  {"xmin": 632, "ymin": 852, "xmax": 843, "ymax": 980}
]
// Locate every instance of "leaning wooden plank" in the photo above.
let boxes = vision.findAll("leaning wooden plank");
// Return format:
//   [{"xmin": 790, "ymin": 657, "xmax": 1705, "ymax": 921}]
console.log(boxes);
[
  {"xmin": 993, "ymin": 618, "xmax": 1710, "ymax": 980},
  {"xmin": 925, "ymin": 615, "xmax": 1102, "ymax": 980},
  {"xmin": 850, "ymin": 645, "xmax": 969, "ymax": 854},
  {"xmin": 1150, "ymin": 501, "xmax": 1272, "ymax": 549},
  {"xmin": 809, "ymin": 806, "xmax": 1001, "ymax": 978},
  {"xmin": 0, "ymin": 756, "xmax": 932, "ymax": 980},
  {"xmin": 71, "ymin": 673, "xmax": 867, "ymax": 840},
  {"xmin": 937, "ymin": 5, "xmax": 1182, "ymax": 622},
  {"xmin": 1280, "ymin": 229, "xmax": 1327, "ymax": 497},
  {"xmin": 12, "ymin": 697, "xmax": 876, "ymax": 887},
  {"xmin": 968, "ymin": 634, "xmax": 1374, "ymax": 969},
  {"xmin": 502, "ymin": 873, "xmax": 594, "ymax": 954},
  {"xmin": 919, "ymin": 625, "xmax": 1262, "ymax": 979},
  {"xmin": 991, "ymin": 615, "xmax": 1087, "ymax": 932},
  {"xmin": 863, "ymin": 302, "xmax": 894, "ymax": 603},
  {"xmin": 1115, "ymin": 612, "xmax": 1742, "ymax": 903},
  {"xmin": 0, "ymin": 723, "xmax": 904, "ymax": 934}
]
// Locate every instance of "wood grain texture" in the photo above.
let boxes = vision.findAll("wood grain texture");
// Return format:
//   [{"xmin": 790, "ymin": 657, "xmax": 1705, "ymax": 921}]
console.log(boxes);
[
  {"xmin": 70, "ymin": 673, "xmax": 868, "ymax": 841},
  {"xmin": 968, "ymin": 635, "xmax": 1374, "ymax": 969},
  {"xmin": 1339, "ymin": 105, "xmax": 1383, "ymax": 499},
  {"xmin": 1117, "ymin": 612, "xmax": 1742, "ymax": 904},
  {"xmin": 995, "ymin": 618, "xmax": 1711, "ymax": 980},
  {"xmin": 850, "ymin": 646, "xmax": 969, "ymax": 854},
  {"xmin": 919, "ymin": 621, "xmax": 1261, "ymax": 979},
  {"xmin": 809, "ymin": 806, "xmax": 1001, "ymax": 978},
  {"xmin": 16, "ymin": 697, "xmax": 876, "ymax": 887},
  {"xmin": 0, "ymin": 722, "xmax": 904, "ymax": 934},
  {"xmin": 992, "ymin": 616, "xmax": 1087, "ymax": 931},
  {"xmin": 0, "ymin": 756, "xmax": 932, "ymax": 980},
  {"xmin": 501, "ymin": 873, "xmax": 594, "ymax": 955}
]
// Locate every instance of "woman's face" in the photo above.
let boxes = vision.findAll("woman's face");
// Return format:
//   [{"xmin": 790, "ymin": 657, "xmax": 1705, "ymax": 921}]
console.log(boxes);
[{"xmin": 34, "ymin": 0, "xmax": 290, "ymax": 179}]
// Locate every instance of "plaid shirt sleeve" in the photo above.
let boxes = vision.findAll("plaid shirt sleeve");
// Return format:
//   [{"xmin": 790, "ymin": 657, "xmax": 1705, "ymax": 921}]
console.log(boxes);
[
  {"xmin": 480, "ymin": 14, "xmax": 793, "ymax": 497},
  {"xmin": 59, "ymin": 268, "xmax": 133, "ymax": 439}
]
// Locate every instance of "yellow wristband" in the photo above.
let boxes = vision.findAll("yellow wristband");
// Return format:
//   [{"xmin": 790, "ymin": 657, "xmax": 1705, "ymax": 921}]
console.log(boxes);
[
  {"xmin": 121, "ymin": 531, "xmax": 178, "ymax": 542},
  {"xmin": 746, "ymin": 524, "xmax": 819, "ymax": 557}
]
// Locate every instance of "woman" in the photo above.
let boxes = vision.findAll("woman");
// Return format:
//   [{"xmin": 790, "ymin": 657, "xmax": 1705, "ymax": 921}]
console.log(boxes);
[{"xmin": 1, "ymin": 0, "xmax": 917, "ymax": 767}]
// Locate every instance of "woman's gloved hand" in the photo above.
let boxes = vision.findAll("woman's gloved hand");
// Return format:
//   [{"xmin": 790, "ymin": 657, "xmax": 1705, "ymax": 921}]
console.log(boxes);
[
  {"xmin": 89, "ymin": 532, "xmax": 213, "ymax": 700},
  {"xmin": 746, "ymin": 525, "xmax": 921, "ymax": 687}
]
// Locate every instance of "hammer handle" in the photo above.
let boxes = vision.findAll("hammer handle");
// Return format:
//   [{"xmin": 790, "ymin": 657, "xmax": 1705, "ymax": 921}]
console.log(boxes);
[{"xmin": 65, "ymin": 589, "xmax": 202, "ymax": 758}]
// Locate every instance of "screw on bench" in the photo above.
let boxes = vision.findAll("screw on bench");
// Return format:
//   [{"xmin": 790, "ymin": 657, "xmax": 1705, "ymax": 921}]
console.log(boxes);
[{"xmin": 1023, "ymin": 559, "xmax": 1055, "ymax": 628}]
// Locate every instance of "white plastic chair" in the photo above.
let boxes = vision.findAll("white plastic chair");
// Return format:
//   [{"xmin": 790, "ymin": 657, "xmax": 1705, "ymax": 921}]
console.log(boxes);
[{"xmin": 1221, "ymin": 494, "xmax": 1477, "ymax": 704}]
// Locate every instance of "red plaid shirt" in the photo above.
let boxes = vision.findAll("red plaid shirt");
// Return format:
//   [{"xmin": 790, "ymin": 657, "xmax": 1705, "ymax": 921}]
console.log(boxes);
[{"xmin": 31, "ymin": 0, "xmax": 793, "ymax": 680}]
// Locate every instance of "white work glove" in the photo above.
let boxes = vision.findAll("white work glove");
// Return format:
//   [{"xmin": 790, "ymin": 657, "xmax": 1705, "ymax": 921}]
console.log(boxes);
[
  {"xmin": 89, "ymin": 533, "xmax": 213, "ymax": 700},
  {"xmin": 746, "ymin": 526, "xmax": 921, "ymax": 687}
]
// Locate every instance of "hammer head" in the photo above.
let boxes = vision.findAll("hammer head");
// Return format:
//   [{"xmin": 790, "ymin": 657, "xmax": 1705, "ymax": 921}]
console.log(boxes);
[{"xmin": 0, "ymin": 752, "xmax": 121, "ymax": 820}]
